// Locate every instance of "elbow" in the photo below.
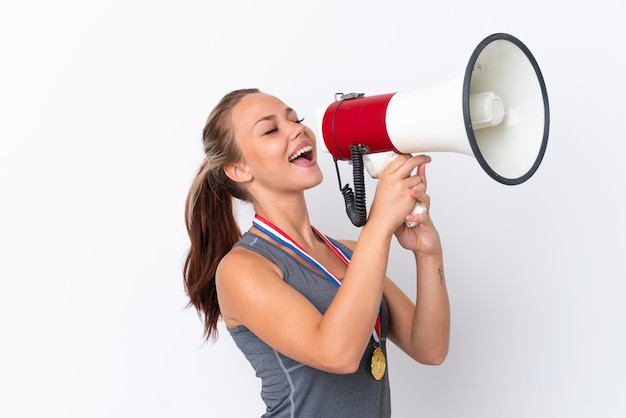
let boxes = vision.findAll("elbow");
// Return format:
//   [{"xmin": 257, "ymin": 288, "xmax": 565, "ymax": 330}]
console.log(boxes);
[
  {"xmin": 317, "ymin": 347, "xmax": 363, "ymax": 374},
  {"xmin": 334, "ymin": 361, "xmax": 361, "ymax": 375},
  {"xmin": 420, "ymin": 350, "xmax": 448, "ymax": 366},
  {"xmin": 411, "ymin": 344, "xmax": 449, "ymax": 366},
  {"xmin": 409, "ymin": 330, "xmax": 450, "ymax": 365},
  {"xmin": 326, "ymin": 354, "xmax": 362, "ymax": 374}
]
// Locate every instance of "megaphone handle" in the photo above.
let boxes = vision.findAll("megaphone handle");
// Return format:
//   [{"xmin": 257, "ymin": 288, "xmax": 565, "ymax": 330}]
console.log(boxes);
[
  {"xmin": 363, "ymin": 151, "xmax": 427, "ymax": 228},
  {"xmin": 405, "ymin": 202, "xmax": 428, "ymax": 228}
]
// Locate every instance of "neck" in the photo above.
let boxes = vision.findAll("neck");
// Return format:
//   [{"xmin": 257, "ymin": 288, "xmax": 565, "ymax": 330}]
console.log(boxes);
[{"xmin": 252, "ymin": 198, "xmax": 317, "ymax": 248}]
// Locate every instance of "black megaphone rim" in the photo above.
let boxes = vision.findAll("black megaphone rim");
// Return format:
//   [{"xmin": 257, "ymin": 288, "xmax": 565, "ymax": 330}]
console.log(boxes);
[{"xmin": 462, "ymin": 32, "xmax": 550, "ymax": 185}]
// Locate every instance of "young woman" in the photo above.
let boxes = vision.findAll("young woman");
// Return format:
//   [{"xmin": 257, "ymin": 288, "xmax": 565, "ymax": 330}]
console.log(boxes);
[{"xmin": 184, "ymin": 88, "xmax": 450, "ymax": 417}]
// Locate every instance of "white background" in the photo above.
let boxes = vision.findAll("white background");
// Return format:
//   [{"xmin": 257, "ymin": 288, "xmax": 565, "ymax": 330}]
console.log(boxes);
[{"xmin": 1, "ymin": 1, "xmax": 625, "ymax": 417}]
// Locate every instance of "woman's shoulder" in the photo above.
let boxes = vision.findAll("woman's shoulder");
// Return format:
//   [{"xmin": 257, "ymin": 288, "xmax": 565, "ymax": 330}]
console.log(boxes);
[
  {"xmin": 216, "ymin": 237, "xmax": 284, "ymax": 328},
  {"xmin": 219, "ymin": 238, "xmax": 280, "ymax": 276}
]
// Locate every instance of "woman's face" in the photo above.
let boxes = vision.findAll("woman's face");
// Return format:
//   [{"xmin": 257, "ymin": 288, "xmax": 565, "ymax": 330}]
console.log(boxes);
[{"xmin": 229, "ymin": 93, "xmax": 323, "ymax": 195}]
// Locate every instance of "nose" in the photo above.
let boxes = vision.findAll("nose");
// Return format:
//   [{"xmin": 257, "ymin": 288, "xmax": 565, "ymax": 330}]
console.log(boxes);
[{"xmin": 290, "ymin": 121, "xmax": 306, "ymax": 140}]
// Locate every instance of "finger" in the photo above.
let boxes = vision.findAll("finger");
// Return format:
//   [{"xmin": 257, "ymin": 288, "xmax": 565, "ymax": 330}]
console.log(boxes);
[
  {"xmin": 414, "ymin": 154, "xmax": 432, "ymax": 166},
  {"xmin": 404, "ymin": 155, "xmax": 430, "ymax": 184},
  {"xmin": 405, "ymin": 210, "xmax": 432, "ymax": 227},
  {"xmin": 416, "ymin": 156, "xmax": 429, "ymax": 187},
  {"xmin": 409, "ymin": 186, "xmax": 430, "ymax": 208},
  {"xmin": 384, "ymin": 153, "xmax": 411, "ymax": 173},
  {"xmin": 407, "ymin": 193, "xmax": 432, "ymax": 222},
  {"xmin": 386, "ymin": 154, "xmax": 430, "ymax": 177},
  {"xmin": 407, "ymin": 173, "xmax": 427, "ymax": 190}
]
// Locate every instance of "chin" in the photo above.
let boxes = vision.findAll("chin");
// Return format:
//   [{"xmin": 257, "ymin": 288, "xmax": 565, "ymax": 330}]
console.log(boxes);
[{"xmin": 306, "ymin": 170, "xmax": 324, "ymax": 189}]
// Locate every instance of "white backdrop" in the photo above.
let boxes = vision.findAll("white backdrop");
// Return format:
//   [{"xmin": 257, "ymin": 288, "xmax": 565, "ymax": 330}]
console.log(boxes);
[{"xmin": 1, "ymin": 1, "xmax": 625, "ymax": 417}]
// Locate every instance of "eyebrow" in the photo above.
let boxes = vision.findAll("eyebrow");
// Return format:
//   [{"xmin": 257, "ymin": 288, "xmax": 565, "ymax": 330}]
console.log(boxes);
[{"xmin": 254, "ymin": 107, "xmax": 296, "ymax": 126}]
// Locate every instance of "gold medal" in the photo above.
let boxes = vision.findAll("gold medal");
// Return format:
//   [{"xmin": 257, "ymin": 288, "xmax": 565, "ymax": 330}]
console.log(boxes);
[{"xmin": 370, "ymin": 345, "xmax": 386, "ymax": 380}]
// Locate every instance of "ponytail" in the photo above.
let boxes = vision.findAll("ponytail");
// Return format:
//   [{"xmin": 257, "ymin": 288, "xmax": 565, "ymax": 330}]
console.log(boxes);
[
  {"xmin": 184, "ymin": 164, "xmax": 241, "ymax": 341},
  {"xmin": 183, "ymin": 88, "xmax": 259, "ymax": 341}
]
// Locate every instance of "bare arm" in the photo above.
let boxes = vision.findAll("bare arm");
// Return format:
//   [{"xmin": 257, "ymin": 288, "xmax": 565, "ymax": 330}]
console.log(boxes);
[
  {"xmin": 217, "ymin": 218, "xmax": 391, "ymax": 373},
  {"xmin": 385, "ymin": 156, "xmax": 450, "ymax": 364},
  {"xmin": 384, "ymin": 251, "xmax": 450, "ymax": 365}
]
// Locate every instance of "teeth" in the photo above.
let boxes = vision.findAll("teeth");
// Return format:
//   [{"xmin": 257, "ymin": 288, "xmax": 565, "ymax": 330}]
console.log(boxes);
[{"xmin": 289, "ymin": 145, "xmax": 313, "ymax": 161}]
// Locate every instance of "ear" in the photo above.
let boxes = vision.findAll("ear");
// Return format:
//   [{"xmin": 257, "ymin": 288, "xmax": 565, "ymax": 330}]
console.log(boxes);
[{"xmin": 223, "ymin": 162, "xmax": 252, "ymax": 184}]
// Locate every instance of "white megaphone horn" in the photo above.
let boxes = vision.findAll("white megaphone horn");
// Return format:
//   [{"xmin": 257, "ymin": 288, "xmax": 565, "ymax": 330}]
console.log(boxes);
[{"xmin": 316, "ymin": 33, "xmax": 550, "ymax": 227}]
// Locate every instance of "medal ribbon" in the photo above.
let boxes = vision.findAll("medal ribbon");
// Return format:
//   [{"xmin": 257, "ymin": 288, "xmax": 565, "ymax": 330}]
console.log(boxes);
[{"xmin": 253, "ymin": 214, "xmax": 381, "ymax": 343}]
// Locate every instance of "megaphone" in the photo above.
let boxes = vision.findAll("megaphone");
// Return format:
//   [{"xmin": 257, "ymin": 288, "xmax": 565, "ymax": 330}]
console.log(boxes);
[{"xmin": 316, "ymin": 33, "xmax": 549, "ymax": 227}]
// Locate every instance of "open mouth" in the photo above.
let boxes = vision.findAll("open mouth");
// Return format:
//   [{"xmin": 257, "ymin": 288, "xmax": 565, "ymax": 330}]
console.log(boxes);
[{"xmin": 288, "ymin": 145, "xmax": 313, "ymax": 163}]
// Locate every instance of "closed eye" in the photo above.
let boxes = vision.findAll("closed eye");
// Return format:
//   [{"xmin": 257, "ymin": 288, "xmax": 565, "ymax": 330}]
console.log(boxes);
[{"xmin": 264, "ymin": 118, "xmax": 305, "ymax": 135}]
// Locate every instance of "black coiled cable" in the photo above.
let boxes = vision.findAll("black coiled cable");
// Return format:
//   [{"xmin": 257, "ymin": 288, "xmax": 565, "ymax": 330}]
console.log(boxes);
[{"xmin": 336, "ymin": 144, "xmax": 368, "ymax": 227}]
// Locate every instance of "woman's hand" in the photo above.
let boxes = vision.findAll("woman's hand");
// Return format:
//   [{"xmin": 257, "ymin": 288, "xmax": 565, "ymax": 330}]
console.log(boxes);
[
  {"xmin": 391, "ymin": 155, "xmax": 443, "ymax": 256},
  {"xmin": 368, "ymin": 154, "xmax": 431, "ymax": 235}
]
